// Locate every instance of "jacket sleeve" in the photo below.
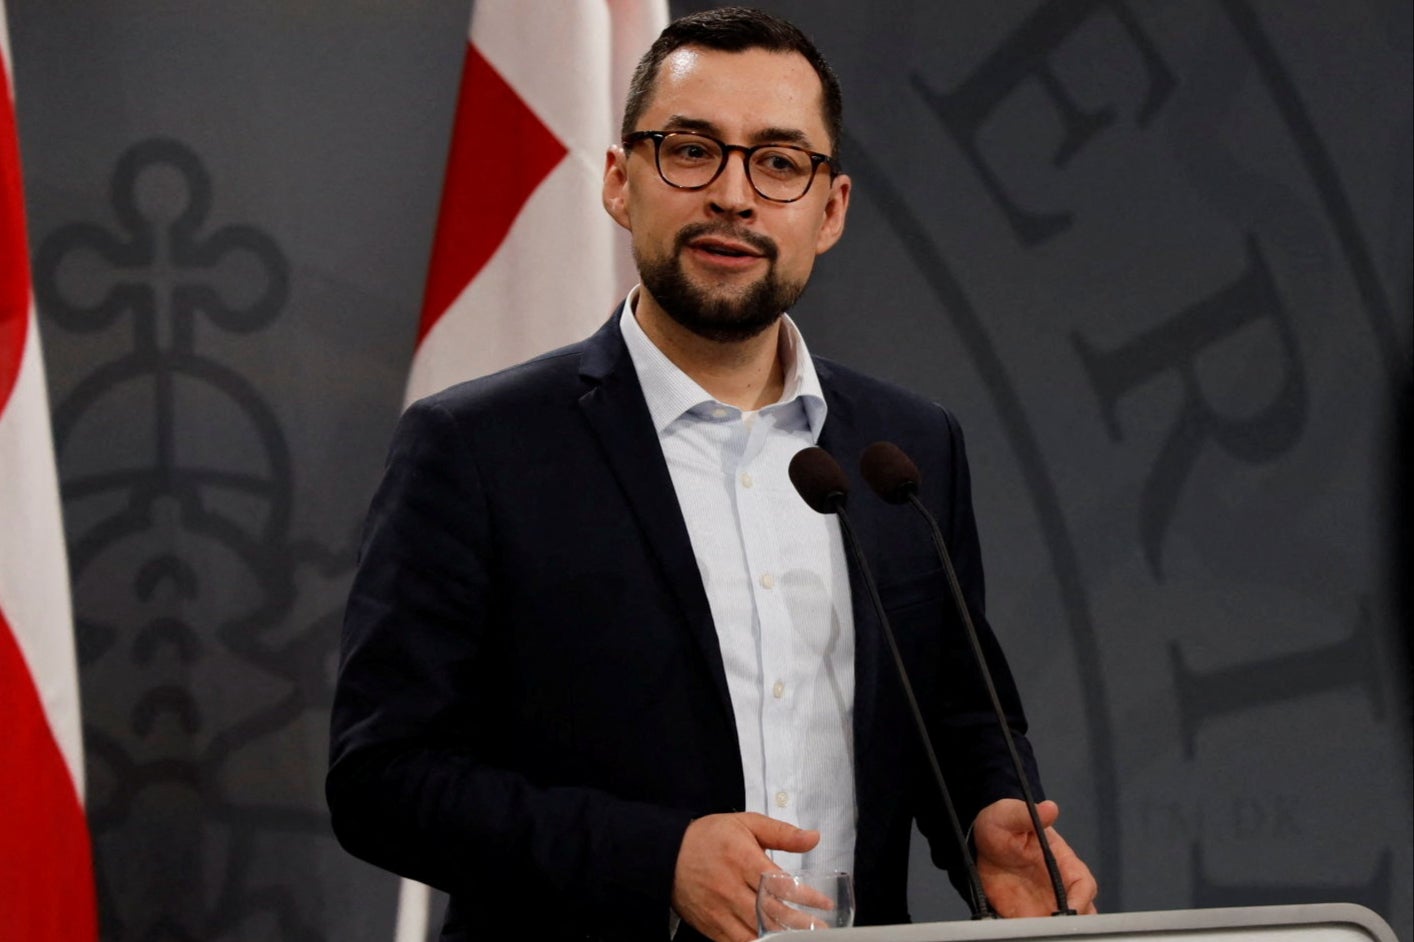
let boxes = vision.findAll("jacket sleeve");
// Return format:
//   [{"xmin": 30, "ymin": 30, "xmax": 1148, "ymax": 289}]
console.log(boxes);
[{"xmin": 325, "ymin": 397, "xmax": 691, "ymax": 933}]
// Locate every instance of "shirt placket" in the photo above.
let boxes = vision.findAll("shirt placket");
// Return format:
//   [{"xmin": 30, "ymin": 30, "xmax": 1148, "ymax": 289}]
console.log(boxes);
[{"xmin": 733, "ymin": 411, "xmax": 803, "ymax": 868}]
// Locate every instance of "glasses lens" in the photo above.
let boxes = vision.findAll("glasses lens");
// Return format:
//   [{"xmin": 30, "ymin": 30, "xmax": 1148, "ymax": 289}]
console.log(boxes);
[
  {"xmin": 748, "ymin": 146, "xmax": 815, "ymax": 201},
  {"xmin": 656, "ymin": 133, "xmax": 725, "ymax": 189}
]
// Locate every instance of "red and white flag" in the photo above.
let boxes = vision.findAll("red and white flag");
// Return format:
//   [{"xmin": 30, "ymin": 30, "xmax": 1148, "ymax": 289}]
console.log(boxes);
[
  {"xmin": 395, "ymin": 1, "xmax": 666, "ymax": 938},
  {"xmin": 405, "ymin": 0, "xmax": 666, "ymax": 403},
  {"xmin": 0, "ymin": 4, "xmax": 98, "ymax": 939}
]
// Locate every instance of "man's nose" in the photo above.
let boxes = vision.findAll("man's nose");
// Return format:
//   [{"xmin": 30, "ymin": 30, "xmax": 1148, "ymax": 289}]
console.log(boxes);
[{"xmin": 707, "ymin": 149, "xmax": 757, "ymax": 217}]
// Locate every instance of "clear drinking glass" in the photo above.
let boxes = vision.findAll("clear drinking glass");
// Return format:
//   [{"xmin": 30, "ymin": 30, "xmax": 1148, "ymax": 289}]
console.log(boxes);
[{"xmin": 755, "ymin": 870, "xmax": 856, "ymax": 935}]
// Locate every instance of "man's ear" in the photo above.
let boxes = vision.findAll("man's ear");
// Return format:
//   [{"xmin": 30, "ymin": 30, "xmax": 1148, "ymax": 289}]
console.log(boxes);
[
  {"xmin": 602, "ymin": 145, "xmax": 632, "ymax": 232},
  {"xmin": 814, "ymin": 172, "xmax": 851, "ymax": 256}
]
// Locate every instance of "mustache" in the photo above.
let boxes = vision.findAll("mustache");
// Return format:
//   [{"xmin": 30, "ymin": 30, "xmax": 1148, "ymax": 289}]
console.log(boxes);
[{"xmin": 674, "ymin": 223, "xmax": 778, "ymax": 261}]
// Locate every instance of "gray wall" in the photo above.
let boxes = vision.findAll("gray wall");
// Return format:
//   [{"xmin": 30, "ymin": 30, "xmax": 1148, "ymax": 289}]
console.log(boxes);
[{"xmin": 9, "ymin": 1, "xmax": 1410, "ymax": 940}]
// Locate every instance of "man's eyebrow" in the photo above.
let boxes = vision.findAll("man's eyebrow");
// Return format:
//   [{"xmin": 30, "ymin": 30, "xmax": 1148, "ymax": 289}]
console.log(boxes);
[
  {"xmin": 750, "ymin": 126, "xmax": 811, "ymax": 148},
  {"xmin": 661, "ymin": 115, "xmax": 816, "ymax": 149},
  {"xmin": 662, "ymin": 115, "xmax": 721, "ymax": 135}
]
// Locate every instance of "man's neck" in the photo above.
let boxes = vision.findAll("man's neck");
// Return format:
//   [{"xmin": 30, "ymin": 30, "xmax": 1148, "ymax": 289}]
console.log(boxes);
[{"xmin": 633, "ymin": 290, "xmax": 786, "ymax": 411}]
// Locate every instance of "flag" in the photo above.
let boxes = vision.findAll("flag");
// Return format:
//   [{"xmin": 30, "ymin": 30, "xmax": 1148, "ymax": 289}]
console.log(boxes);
[
  {"xmin": 405, "ymin": 0, "xmax": 666, "ymax": 402},
  {"xmin": 0, "ymin": 4, "xmax": 99, "ymax": 938},
  {"xmin": 394, "ymin": 2, "xmax": 667, "ymax": 938}
]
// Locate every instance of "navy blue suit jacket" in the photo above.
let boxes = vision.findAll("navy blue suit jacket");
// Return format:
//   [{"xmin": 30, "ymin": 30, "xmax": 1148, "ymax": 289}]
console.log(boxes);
[{"xmin": 327, "ymin": 310, "xmax": 1040, "ymax": 941}]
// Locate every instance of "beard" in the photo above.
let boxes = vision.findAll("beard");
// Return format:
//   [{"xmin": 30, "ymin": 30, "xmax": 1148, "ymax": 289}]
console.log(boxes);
[{"xmin": 635, "ymin": 223, "xmax": 808, "ymax": 343}]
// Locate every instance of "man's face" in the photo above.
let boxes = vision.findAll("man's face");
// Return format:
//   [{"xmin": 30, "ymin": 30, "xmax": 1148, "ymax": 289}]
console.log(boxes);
[{"xmin": 603, "ymin": 46, "xmax": 851, "ymax": 342}]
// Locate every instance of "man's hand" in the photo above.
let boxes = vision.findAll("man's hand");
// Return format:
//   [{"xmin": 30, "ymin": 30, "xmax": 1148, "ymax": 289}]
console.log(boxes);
[
  {"xmin": 671, "ymin": 812, "xmax": 820, "ymax": 942},
  {"xmin": 974, "ymin": 798, "xmax": 1098, "ymax": 917}
]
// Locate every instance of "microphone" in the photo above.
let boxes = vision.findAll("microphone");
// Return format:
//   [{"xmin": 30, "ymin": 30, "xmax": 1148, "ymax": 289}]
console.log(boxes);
[
  {"xmin": 788, "ymin": 446, "xmax": 993, "ymax": 920},
  {"xmin": 787, "ymin": 445, "xmax": 849, "ymax": 514},
  {"xmin": 860, "ymin": 441, "xmax": 1077, "ymax": 916}
]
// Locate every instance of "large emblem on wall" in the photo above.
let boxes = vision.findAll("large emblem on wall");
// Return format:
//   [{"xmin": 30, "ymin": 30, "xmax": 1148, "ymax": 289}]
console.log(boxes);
[
  {"xmin": 35, "ymin": 138, "xmax": 350, "ymax": 941},
  {"xmin": 796, "ymin": 0, "xmax": 1407, "ymax": 928}
]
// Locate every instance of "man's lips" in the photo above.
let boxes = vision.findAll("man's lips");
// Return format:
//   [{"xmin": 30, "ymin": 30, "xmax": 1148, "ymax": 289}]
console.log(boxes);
[
  {"xmin": 687, "ymin": 236, "xmax": 765, "ymax": 259},
  {"xmin": 675, "ymin": 224, "xmax": 778, "ymax": 267}
]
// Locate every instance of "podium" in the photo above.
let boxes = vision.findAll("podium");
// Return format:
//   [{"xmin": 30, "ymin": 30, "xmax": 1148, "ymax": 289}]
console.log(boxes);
[{"xmin": 762, "ymin": 904, "xmax": 1398, "ymax": 941}]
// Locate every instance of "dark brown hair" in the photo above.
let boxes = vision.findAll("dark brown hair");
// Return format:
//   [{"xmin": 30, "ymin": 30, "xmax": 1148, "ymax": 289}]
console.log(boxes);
[{"xmin": 621, "ymin": 6, "xmax": 844, "ymax": 155}]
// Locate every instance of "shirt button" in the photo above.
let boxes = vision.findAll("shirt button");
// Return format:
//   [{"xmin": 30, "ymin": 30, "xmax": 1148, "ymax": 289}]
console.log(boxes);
[
  {"xmin": 740, "ymin": 472, "xmax": 754, "ymax": 488},
  {"xmin": 760, "ymin": 572, "xmax": 775, "ymax": 589},
  {"xmin": 711, "ymin": 407, "xmax": 728, "ymax": 419},
  {"xmin": 775, "ymin": 790, "xmax": 790, "ymax": 808},
  {"xmin": 772, "ymin": 680, "xmax": 785, "ymax": 699}
]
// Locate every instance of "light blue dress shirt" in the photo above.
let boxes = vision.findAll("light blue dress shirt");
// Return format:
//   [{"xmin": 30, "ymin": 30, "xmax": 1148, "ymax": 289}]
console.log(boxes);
[{"xmin": 620, "ymin": 290, "xmax": 857, "ymax": 875}]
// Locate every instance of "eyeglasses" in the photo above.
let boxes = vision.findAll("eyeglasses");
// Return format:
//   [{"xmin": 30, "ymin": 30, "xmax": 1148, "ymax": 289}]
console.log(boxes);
[{"xmin": 622, "ymin": 130, "xmax": 840, "ymax": 203}]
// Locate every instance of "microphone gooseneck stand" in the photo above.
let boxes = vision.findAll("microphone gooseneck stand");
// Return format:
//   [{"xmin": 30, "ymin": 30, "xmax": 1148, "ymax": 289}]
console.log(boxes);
[
  {"xmin": 860, "ymin": 440, "xmax": 1076, "ymax": 916},
  {"xmin": 788, "ymin": 446, "xmax": 994, "ymax": 920}
]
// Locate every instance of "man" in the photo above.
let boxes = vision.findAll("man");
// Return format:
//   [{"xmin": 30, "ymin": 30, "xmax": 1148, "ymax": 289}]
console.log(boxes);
[{"xmin": 328, "ymin": 9, "xmax": 1096, "ymax": 942}]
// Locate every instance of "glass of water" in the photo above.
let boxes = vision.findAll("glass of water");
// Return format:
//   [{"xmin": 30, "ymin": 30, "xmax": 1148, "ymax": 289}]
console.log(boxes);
[{"xmin": 756, "ymin": 870, "xmax": 855, "ymax": 934}]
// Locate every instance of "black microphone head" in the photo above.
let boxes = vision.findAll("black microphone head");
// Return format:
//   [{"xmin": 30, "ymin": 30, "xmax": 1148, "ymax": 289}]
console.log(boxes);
[
  {"xmin": 789, "ymin": 446, "xmax": 849, "ymax": 514},
  {"xmin": 860, "ymin": 441, "xmax": 921, "ymax": 505}
]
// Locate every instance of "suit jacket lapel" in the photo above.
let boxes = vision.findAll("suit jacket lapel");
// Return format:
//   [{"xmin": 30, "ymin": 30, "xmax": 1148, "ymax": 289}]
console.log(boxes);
[{"xmin": 576, "ymin": 309, "xmax": 739, "ymax": 749}]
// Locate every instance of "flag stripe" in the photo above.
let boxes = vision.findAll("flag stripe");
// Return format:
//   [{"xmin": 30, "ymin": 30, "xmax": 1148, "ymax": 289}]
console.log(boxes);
[
  {"xmin": 0, "ymin": 612, "xmax": 97, "ymax": 939},
  {"xmin": 0, "ymin": 323, "xmax": 84, "ymax": 784},
  {"xmin": 417, "ymin": 43, "xmax": 567, "ymax": 343}
]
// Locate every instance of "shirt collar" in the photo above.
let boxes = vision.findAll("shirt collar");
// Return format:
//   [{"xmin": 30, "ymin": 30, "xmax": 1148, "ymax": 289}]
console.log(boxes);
[{"xmin": 619, "ymin": 286, "xmax": 828, "ymax": 440}]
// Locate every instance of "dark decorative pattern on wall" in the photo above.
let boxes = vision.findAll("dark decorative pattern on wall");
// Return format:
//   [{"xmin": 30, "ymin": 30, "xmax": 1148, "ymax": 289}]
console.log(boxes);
[{"xmin": 35, "ymin": 138, "xmax": 351, "ymax": 941}]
